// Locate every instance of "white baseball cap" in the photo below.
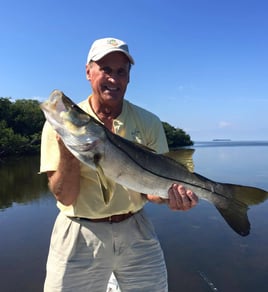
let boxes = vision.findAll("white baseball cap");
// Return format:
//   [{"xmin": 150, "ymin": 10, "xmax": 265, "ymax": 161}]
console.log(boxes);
[{"xmin": 87, "ymin": 37, "xmax": 135, "ymax": 65}]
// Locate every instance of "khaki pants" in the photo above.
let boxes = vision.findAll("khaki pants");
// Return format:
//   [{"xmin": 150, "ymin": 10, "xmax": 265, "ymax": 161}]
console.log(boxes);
[{"xmin": 44, "ymin": 209, "xmax": 168, "ymax": 292}]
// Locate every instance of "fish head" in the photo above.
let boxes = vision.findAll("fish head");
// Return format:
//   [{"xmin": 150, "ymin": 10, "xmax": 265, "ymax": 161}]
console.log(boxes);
[
  {"xmin": 41, "ymin": 90, "xmax": 90, "ymax": 132},
  {"xmin": 41, "ymin": 90, "xmax": 103, "ymax": 155}
]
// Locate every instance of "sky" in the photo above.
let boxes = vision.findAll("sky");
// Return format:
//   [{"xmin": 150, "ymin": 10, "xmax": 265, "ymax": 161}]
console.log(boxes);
[{"xmin": 1, "ymin": 0, "xmax": 267, "ymax": 141}]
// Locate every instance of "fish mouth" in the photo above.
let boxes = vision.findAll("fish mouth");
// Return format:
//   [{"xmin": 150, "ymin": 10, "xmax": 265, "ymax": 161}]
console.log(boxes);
[
  {"xmin": 62, "ymin": 94, "xmax": 85, "ymax": 114},
  {"xmin": 60, "ymin": 93, "xmax": 91, "ymax": 127},
  {"xmin": 70, "ymin": 143, "xmax": 93, "ymax": 152},
  {"xmin": 69, "ymin": 140, "xmax": 101, "ymax": 153}
]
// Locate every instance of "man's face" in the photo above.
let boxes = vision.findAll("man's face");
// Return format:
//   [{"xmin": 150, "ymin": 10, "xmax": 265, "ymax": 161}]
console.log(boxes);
[{"xmin": 86, "ymin": 52, "xmax": 130, "ymax": 106}]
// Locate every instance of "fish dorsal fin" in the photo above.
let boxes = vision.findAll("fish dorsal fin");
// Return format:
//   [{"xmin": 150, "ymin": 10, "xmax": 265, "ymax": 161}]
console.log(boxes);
[
  {"xmin": 94, "ymin": 153, "xmax": 115, "ymax": 204},
  {"xmin": 133, "ymin": 142, "xmax": 156, "ymax": 152}
]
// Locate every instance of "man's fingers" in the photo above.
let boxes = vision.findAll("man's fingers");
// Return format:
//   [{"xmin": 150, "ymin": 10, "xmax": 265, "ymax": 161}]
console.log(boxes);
[
  {"xmin": 168, "ymin": 184, "xmax": 198, "ymax": 211},
  {"xmin": 186, "ymin": 189, "xmax": 199, "ymax": 207},
  {"xmin": 168, "ymin": 186, "xmax": 180, "ymax": 210}
]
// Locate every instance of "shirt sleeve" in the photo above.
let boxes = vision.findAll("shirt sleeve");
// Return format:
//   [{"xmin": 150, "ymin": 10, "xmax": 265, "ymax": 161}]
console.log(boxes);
[
  {"xmin": 39, "ymin": 121, "xmax": 60, "ymax": 173},
  {"xmin": 147, "ymin": 117, "xmax": 169, "ymax": 154}
]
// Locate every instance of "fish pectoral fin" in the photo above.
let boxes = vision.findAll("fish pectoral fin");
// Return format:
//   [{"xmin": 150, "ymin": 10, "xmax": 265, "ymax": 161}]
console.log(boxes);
[{"xmin": 95, "ymin": 165, "xmax": 115, "ymax": 204}]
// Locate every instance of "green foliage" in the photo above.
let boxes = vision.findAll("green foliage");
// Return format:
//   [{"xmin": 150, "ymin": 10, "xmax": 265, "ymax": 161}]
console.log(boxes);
[
  {"xmin": 11, "ymin": 99, "xmax": 44, "ymax": 136},
  {"xmin": 0, "ymin": 97, "xmax": 12, "ymax": 122},
  {"xmin": 162, "ymin": 121, "xmax": 193, "ymax": 148},
  {"xmin": 0, "ymin": 97, "xmax": 45, "ymax": 157}
]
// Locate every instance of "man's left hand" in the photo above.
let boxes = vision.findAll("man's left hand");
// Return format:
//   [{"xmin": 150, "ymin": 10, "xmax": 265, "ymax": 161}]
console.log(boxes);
[
  {"xmin": 167, "ymin": 184, "xmax": 198, "ymax": 211},
  {"xmin": 145, "ymin": 184, "xmax": 198, "ymax": 211}
]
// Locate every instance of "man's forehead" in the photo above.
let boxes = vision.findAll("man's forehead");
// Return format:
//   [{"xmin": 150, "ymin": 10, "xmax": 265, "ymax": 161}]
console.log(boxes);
[{"xmin": 96, "ymin": 52, "xmax": 130, "ymax": 67}]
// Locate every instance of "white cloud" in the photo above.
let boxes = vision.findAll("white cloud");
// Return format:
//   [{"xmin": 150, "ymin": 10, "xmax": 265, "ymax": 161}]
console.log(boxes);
[
  {"xmin": 31, "ymin": 96, "xmax": 46, "ymax": 102},
  {"xmin": 219, "ymin": 121, "xmax": 232, "ymax": 128}
]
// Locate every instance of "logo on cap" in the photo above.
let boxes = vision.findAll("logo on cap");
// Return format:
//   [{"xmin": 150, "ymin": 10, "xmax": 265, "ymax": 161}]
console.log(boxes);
[{"xmin": 107, "ymin": 39, "xmax": 119, "ymax": 46}]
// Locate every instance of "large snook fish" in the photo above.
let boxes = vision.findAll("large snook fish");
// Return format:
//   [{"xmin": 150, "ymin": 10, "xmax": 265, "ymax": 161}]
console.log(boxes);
[{"xmin": 41, "ymin": 90, "xmax": 268, "ymax": 237}]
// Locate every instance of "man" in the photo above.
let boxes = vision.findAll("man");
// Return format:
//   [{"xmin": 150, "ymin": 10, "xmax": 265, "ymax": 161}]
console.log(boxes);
[{"xmin": 40, "ymin": 37, "xmax": 198, "ymax": 292}]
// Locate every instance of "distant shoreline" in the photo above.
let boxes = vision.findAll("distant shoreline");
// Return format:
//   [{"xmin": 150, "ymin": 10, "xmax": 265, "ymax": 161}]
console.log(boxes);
[
  {"xmin": 193, "ymin": 140, "xmax": 268, "ymax": 148},
  {"xmin": 212, "ymin": 139, "xmax": 231, "ymax": 142}
]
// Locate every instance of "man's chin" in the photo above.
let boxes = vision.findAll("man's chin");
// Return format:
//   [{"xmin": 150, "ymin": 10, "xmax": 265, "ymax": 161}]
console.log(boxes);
[{"xmin": 102, "ymin": 93, "xmax": 123, "ymax": 103}]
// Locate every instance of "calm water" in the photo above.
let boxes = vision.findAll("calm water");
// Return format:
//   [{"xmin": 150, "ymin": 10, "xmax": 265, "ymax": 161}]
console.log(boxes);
[{"xmin": 0, "ymin": 141, "xmax": 268, "ymax": 292}]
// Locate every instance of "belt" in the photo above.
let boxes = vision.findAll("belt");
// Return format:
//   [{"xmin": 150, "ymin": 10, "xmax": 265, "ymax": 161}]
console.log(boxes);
[{"xmin": 70, "ymin": 212, "xmax": 134, "ymax": 223}]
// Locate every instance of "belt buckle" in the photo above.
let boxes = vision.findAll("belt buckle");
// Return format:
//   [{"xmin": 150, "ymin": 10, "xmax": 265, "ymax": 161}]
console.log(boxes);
[{"xmin": 108, "ymin": 216, "xmax": 113, "ymax": 223}]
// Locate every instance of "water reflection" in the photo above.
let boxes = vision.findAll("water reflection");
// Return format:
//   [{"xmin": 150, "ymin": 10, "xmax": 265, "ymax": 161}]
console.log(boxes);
[
  {"xmin": 0, "ymin": 156, "xmax": 48, "ymax": 210},
  {"xmin": 2, "ymin": 148, "xmax": 267, "ymax": 217},
  {"xmin": 0, "ymin": 156, "xmax": 57, "ymax": 292},
  {"xmin": 166, "ymin": 148, "xmax": 195, "ymax": 172},
  {"xmin": 0, "ymin": 144, "xmax": 268, "ymax": 292},
  {"xmin": 168, "ymin": 148, "xmax": 268, "ymax": 237}
]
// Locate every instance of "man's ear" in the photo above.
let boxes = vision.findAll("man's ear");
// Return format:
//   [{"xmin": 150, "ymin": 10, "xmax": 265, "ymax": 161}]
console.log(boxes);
[{"xmin": 86, "ymin": 64, "xmax": 91, "ymax": 81}]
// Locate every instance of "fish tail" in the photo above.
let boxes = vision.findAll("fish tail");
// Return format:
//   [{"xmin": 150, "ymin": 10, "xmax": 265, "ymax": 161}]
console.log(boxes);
[{"xmin": 212, "ymin": 184, "xmax": 267, "ymax": 236}]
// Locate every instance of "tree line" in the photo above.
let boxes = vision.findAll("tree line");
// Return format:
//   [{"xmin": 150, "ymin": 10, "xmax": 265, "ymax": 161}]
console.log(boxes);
[
  {"xmin": 0, "ymin": 97, "xmax": 44, "ymax": 157},
  {"xmin": 0, "ymin": 97, "xmax": 193, "ymax": 157}
]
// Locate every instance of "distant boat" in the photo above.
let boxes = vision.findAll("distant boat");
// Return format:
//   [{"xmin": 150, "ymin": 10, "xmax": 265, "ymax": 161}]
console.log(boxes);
[{"xmin": 212, "ymin": 139, "xmax": 231, "ymax": 141}]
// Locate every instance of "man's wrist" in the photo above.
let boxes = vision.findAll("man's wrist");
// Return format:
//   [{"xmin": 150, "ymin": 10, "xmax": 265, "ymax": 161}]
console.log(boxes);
[{"xmin": 144, "ymin": 194, "xmax": 168, "ymax": 204}]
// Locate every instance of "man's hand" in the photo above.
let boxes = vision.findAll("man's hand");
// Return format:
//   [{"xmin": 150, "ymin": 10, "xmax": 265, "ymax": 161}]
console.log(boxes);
[
  {"xmin": 167, "ymin": 184, "xmax": 198, "ymax": 211},
  {"xmin": 145, "ymin": 184, "xmax": 198, "ymax": 211}
]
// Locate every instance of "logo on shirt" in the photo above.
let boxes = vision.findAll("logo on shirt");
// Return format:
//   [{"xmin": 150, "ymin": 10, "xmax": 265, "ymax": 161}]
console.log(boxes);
[{"xmin": 131, "ymin": 128, "xmax": 142, "ymax": 144}]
